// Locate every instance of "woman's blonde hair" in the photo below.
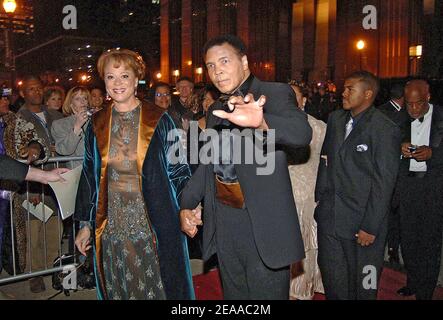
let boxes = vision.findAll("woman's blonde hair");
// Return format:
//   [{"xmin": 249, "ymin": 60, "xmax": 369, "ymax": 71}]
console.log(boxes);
[
  {"xmin": 62, "ymin": 86, "xmax": 91, "ymax": 116},
  {"xmin": 97, "ymin": 49, "xmax": 146, "ymax": 80}
]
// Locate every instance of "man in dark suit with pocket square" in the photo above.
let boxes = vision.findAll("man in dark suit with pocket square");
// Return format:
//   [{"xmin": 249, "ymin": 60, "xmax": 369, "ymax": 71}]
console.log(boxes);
[{"xmin": 315, "ymin": 71, "xmax": 401, "ymax": 299}]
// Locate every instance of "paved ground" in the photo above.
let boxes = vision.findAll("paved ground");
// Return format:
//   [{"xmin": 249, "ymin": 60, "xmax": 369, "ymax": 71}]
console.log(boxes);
[
  {"xmin": 0, "ymin": 259, "xmax": 204, "ymax": 300},
  {"xmin": 1, "ymin": 247, "xmax": 441, "ymax": 300}
]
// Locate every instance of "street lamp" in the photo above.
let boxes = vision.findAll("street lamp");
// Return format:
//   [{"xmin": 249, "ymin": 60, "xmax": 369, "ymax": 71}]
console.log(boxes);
[
  {"xmin": 173, "ymin": 69, "xmax": 180, "ymax": 84},
  {"xmin": 356, "ymin": 40, "xmax": 366, "ymax": 70},
  {"xmin": 3, "ymin": 0, "xmax": 17, "ymax": 87},
  {"xmin": 409, "ymin": 45, "xmax": 423, "ymax": 75},
  {"xmin": 195, "ymin": 67, "xmax": 203, "ymax": 82},
  {"xmin": 3, "ymin": 0, "xmax": 16, "ymax": 13}
]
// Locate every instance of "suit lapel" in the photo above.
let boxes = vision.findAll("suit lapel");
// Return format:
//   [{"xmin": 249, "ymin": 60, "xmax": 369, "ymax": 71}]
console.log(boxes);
[
  {"xmin": 42, "ymin": 106, "xmax": 54, "ymax": 133},
  {"xmin": 206, "ymin": 101, "xmax": 224, "ymax": 129},
  {"xmin": 340, "ymin": 107, "xmax": 374, "ymax": 152},
  {"xmin": 334, "ymin": 111, "xmax": 347, "ymax": 151},
  {"xmin": 430, "ymin": 105, "xmax": 443, "ymax": 148},
  {"xmin": 248, "ymin": 77, "xmax": 261, "ymax": 98}
]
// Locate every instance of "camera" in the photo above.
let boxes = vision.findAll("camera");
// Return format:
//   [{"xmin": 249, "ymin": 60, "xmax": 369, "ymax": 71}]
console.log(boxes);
[{"xmin": 408, "ymin": 145, "xmax": 417, "ymax": 152}]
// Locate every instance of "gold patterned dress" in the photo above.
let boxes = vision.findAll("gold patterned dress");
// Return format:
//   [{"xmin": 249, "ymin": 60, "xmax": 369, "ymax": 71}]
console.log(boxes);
[
  {"xmin": 100, "ymin": 106, "xmax": 166, "ymax": 300},
  {"xmin": 289, "ymin": 115, "xmax": 326, "ymax": 300}
]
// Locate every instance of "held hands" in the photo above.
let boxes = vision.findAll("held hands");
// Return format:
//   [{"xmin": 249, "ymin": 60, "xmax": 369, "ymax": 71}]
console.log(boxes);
[
  {"xmin": 355, "ymin": 230, "xmax": 376, "ymax": 247},
  {"xmin": 212, "ymin": 93, "xmax": 268, "ymax": 129},
  {"xmin": 401, "ymin": 143, "xmax": 432, "ymax": 161},
  {"xmin": 180, "ymin": 206, "xmax": 203, "ymax": 238},
  {"xmin": 75, "ymin": 226, "xmax": 92, "ymax": 256}
]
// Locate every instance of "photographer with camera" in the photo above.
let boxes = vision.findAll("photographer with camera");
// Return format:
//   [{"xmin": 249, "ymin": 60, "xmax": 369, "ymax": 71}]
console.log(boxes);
[
  {"xmin": 51, "ymin": 86, "xmax": 91, "ymax": 169},
  {"xmin": 393, "ymin": 79, "xmax": 443, "ymax": 300}
]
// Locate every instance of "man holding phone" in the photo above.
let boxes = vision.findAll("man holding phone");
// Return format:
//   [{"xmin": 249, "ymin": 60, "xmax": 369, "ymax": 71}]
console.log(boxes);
[{"xmin": 393, "ymin": 79, "xmax": 443, "ymax": 300}]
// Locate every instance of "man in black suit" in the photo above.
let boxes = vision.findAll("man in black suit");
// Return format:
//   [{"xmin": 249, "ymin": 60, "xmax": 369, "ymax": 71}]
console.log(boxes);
[
  {"xmin": 315, "ymin": 71, "xmax": 401, "ymax": 300},
  {"xmin": 0, "ymin": 155, "xmax": 67, "ymax": 183},
  {"xmin": 312, "ymin": 85, "xmax": 333, "ymax": 123},
  {"xmin": 377, "ymin": 83, "xmax": 409, "ymax": 265},
  {"xmin": 169, "ymin": 77, "xmax": 195, "ymax": 130},
  {"xmin": 377, "ymin": 83, "xmax": 408, "ymax": 126},
  {"xmin": 394, "ymin": 80, "xmax": 443, "ymax": 300},
  {"xmin": 179, "ymin": 34, "xmax": 311, "ymax": 299}
]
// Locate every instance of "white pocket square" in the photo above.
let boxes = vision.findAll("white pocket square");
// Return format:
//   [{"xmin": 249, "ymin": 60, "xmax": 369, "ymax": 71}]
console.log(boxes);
[{"xmin": 356, "ymin": 144, "xmax": 368, "ymax": 152}]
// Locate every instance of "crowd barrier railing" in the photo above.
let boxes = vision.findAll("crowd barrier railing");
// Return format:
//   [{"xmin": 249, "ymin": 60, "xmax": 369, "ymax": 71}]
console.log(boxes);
[{"xmin": 0, "ymin": 156, "xmax": 84, "ymax": 289}]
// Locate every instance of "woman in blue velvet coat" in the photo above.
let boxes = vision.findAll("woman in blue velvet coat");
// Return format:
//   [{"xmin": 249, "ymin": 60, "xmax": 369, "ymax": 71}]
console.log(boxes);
[{"xmin": 74, "ymin": 49, "xmax": 194, "ymax": 300}]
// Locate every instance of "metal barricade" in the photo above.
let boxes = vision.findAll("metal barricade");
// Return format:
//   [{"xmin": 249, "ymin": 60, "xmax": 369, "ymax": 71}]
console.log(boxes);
[{"xmin": 0, "ymin": 156, "xmax": 83, "ymax": 288}]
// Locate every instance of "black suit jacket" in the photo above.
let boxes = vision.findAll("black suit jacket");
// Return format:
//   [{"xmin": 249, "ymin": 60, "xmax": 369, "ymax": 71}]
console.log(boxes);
[
  {"xmin": 0, "ymin": 155, "xmax": 28, "ymax": 182},
  {"xmin": 180, "ymin": 77, "xmax": 312, "ymax": 269},
  {"xmin": 315, "ymin": 107, "xmax": 401, "ymax": 239},
  {"xmin": 377, "ymin": 101, "xmax": 409, "ymax": 127},
  {"xmin": 396, "ymin": 104, "xmax": 443, "ymax": 178}
]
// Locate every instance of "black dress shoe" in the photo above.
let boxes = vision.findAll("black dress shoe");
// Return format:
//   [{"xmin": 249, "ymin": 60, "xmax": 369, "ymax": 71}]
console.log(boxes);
[{"xmin": 397, "ymin": 286, "xmax": 416, "ymax": 296}]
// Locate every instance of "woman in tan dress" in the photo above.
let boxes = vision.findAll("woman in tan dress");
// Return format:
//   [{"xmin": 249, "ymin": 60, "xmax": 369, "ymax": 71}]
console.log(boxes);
[
  {"xmin": 75, "ymin": 49, "xmax": 194, "ymax": 300},
  {"xmin": 289, "ymin": 85, "xmax": 326, "ymax": 300}
]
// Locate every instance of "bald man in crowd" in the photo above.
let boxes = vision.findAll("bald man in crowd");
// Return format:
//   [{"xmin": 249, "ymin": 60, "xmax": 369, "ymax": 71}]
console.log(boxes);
[{"xmin": 393, "ymin": 79, "xmax": 443, "ymax": 300}]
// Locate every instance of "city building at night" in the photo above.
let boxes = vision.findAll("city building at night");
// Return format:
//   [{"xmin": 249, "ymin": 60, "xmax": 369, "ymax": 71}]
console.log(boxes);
[
  {"xmin": 0, "ymin": 0, "xmax": 33, "ymax": 85},
  {"xmin": 159, "ymin": 0, "xmax": 441, "ymax": 87},
  {"xmin": 2, "ymin": 0, "xmax": 160, "ymax": 88}
]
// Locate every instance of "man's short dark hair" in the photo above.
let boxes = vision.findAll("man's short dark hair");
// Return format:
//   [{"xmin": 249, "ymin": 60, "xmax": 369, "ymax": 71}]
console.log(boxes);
[
  {"xmin": 203, "ymin": 34, "xmax": 247, "ymax": 57},
  {"xmin": 153, "ymin": 81, "xmax": 170, "ymax": 92},
  {"xmin": 89, "ymin": 86, "xmax": 104, "ymax": 94},
  {"xmin": 176, "ymin": 76, "xmax": 193, "ymax": 85},
  {"xmin": 346, "ymin": 71, "xmax": 380, "ymax": 98},
  {"xmin": 22, "ymin": 75, "xmax": 42, "ymax": 87},
  {"xmin": 389, "ymin": 83, "xmax": 404, "ymax": 100}
]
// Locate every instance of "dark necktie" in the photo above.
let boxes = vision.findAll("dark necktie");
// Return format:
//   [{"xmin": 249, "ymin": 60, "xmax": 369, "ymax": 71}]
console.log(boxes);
[{"xmin": 213, "ymin": 90, "xmax": 243, "ymax": 183}]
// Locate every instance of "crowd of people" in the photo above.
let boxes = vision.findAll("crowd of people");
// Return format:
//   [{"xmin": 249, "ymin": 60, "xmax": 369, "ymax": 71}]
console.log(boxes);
[{"xmin": 1, "ymin": 34, "xmax": 442, "ymax": 300}]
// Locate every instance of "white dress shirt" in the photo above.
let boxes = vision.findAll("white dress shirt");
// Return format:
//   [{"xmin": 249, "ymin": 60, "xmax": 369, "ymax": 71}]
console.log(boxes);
[{"xmin": 410, "ymin": 104, "xmax": 433, "ymax": 172}]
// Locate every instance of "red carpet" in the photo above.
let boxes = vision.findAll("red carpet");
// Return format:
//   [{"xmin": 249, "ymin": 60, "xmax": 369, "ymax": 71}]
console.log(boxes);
[{"xmin": 192, "ymin": 268, "xmax": 443, "ymax": 300}]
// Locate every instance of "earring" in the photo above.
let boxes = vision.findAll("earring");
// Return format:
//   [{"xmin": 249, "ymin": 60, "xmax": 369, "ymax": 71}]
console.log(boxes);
[
  {"xmin": 106, "ymin": 92, "xmax": 110, "ymax": 100},
  {"xmin": 135, "ymin": 87, "xmax": 138, "ymax": 97}
]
